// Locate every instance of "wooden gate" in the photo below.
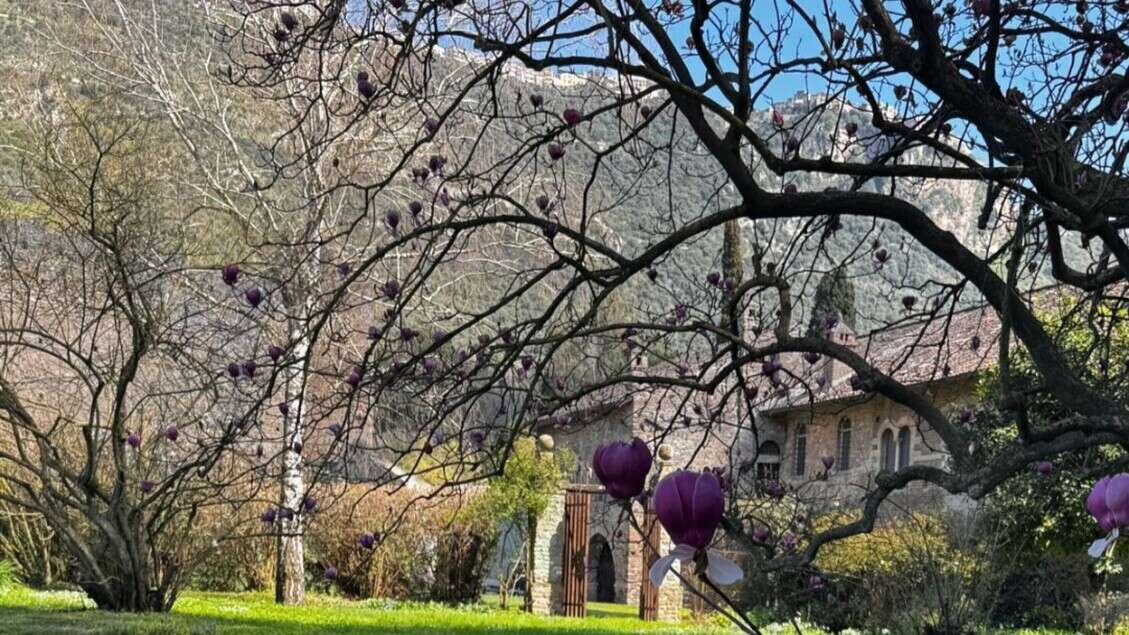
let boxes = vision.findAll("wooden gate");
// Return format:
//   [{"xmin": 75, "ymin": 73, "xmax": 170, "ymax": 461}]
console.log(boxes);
[
  {"xmin": 638, "ymin": 506, "xmax": 662, "ymax": 621},
  {"xmin": 561, "ymin": 489, "xmax": 591, "ymax": 617}
]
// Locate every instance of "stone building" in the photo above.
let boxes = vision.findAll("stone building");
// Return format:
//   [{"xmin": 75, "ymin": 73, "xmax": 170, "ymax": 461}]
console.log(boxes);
[{"xmin": 517, "ymin": 288, "xmax": 1076, "ymax": 612}]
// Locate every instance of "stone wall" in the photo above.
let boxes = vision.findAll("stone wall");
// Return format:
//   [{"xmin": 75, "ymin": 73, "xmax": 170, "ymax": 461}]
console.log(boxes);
[
  {"xmin": 529, "ymin": 489, "xmax": 682, "ymax": 621},
  {"xmin": 528, "ymin": 492, "xmax": 565, "ymax": 615},
  {"xmin": 770, "ymin": 377, "xmax": 976, "ymax": 511}
]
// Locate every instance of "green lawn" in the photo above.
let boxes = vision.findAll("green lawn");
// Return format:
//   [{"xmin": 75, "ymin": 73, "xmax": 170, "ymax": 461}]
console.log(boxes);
[
  {"xmin": 0, "ymin": 587, "xmax": 737, "ymax": 634},
  {"xmin": 0, "ymin": 587, "xmax": 1083, "ymax": 634}
]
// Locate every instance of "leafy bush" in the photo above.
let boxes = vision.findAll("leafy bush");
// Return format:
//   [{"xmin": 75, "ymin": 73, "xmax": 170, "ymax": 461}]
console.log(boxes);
[
  {"xmin": 988, "ymin": 552, "xmax": 1089, "ymax": 630},
  {"xmin": 811, "ymin": 511, "xmax": 996, "ymax": 634}
]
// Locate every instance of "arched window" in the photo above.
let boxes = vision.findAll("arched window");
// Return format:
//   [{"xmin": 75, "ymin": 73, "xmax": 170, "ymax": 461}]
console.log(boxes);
[
  {"xmin": 836, "ymin": 418, "xmax": 852, "ymax": 470},
  {"xmin": 794, "ymin": 425, "xmax": 807, "ymax": 476},
  {"xmin": 897, "ymin": 426, "xmax": 912, "ymax": 469},
  {"xmin": 756, "ymin": 441, "xmax": 781, "ymax": 482},
  {"xmin": 880, "ymin": 429, "xmax": 895, "ymax": 472}
]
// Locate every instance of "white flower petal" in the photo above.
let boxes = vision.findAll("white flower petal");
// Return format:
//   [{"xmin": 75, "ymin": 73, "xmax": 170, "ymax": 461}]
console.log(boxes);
[
  {"xmin": 671, "ymin": 544, "xmax": 697, "ymax": 560},
  {"xmin": 705, "ymin": 550, "xmax": 743, "ymax": 586},
  {"xmin": 648, "ymin": 553, "xmax": 678, "ymax": 587},
  {"xmin": 1088, "ymin": 536, "xmax": 1111, "ymax": 558}
]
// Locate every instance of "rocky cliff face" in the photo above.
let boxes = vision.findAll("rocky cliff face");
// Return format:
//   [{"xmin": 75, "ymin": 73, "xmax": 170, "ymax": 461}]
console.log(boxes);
[{"xmin": 0, "ymin": 3, "xmax": 1031, "ymax": 332}]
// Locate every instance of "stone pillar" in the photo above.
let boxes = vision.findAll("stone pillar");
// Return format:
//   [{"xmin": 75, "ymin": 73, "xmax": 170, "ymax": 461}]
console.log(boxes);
[
  {"xmin": 624, "ymin": 501, "xmax": 644, "ymax": 606},
  {"xmin": 655, "ymin": 526, "xmax": 683, "ymax": 622},
  {"xmin": 529, "ymin": 491, "xmax": 566, "ymax": 615}
]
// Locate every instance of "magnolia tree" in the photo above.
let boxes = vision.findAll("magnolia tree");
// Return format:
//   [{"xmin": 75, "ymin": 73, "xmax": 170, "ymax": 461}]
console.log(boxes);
[
  {"xmin": 37, "ymin": 0, "xmax": 482, "ymax": 602},
  {"xmin": 0, "ymin": 108, "xmax": 284, "ymax": 611},
  {"xmin": 211, "ymin": 0, "xmax": 1129, "ymax": 626}
]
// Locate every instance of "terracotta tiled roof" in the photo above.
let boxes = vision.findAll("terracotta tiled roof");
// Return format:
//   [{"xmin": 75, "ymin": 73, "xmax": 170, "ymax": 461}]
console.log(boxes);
[{"xmin": 761, "ymin": 285, "xmax": 1075, "ymax": 412}]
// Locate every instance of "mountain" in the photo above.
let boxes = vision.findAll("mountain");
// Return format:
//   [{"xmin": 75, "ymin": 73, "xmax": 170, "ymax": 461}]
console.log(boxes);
[{"xmin": 0, "ymin": 2, "xmax": 1063, "ymax": 337}]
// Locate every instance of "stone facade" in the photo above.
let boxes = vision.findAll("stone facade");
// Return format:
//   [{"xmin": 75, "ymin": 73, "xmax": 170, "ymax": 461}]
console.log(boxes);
[{"xmin": 528, "ymin": 492, "xmax": 565, "ymax": 615}]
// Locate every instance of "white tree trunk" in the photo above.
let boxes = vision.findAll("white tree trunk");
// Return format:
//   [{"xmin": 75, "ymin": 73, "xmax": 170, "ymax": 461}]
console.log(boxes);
[{"xmin": 275, "ymin": 317, "xmax": 308, "ymax": 605}]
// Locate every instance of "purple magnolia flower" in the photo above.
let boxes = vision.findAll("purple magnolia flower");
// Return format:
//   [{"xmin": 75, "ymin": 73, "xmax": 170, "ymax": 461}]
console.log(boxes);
[
  {"xmin": 902, "ymin": 295, "xmax": 916, "ymax": 310},
  {"xmin": 468, "ymin": 430, "xmax": 486, "ymax": 449},
  {"xmin": 555, "ymin": 413, "xmax": 572, "ymax": 426},
  {"xmin": 279, "ymin": 507, "xmax": 295, "ymax": 521},
  {"xmin": 382, "ymin": 279, "xmax": 400, "ymax": 299},
  {"xmin": 1036, "ymin": 460, "xmax": 1053, "ymax": 476},
  {"xmin": 1087, "ymin": 474, "xmax": 1129, "ymax": 557},
  {"xmin": 245, "ymin": 287, "xmax": 263, "ymax": 308},
  {"xmin": 654, "ymin": 470, "xmax": 724, "ymax": 550},
  {"xmin": 650, "ymin": 470, "xmax": 742, "ymax": 586},
  {"xmin": 303, "ymin": 496, "xmax": 317, "ymax": 513},
  {"xmin": 346, "ymin": 367, "xmax": 362, "ymax": 388},
  {"xmin": 358, "ymin": 533, "xmax": 377, "ymax": 550},
  {"xmin": 958, "ymin": 406, "xmax": 974, "ymax": 424},
  {"xmin": 408, "ymin": 201, "xmax": 423, "ymax": 216},
  {"xmin": 849, "ymin": 374, "xmax": 864, "ymax": 391},
  {"xmin": 357, "ymin": 77, "xmax": 376, "ymax": 99},
  {"xmin": 592, "ymin": 439, "xmax": 652, "ymax": 499},
  {"xmin": 291, "ymin": 441, "xmax": 303, "ymax": 455},
  {"xmin": 423, "ymin": 118, "xmax": 440, "ymax": 134},
  {"xmin": 126, "ymin": 432, "xmax": 141, "ymax": 449},
  {"xmin": 803, "ymin": 351, "xmax": 821, "ymax": 364},
  {"xmin": 328, "ymin": 424, "xmax": 341, "ymax": 438},
  {"xmin": 547, "ymin": 143, "xmax": 565, "ymax": 160},
  {"xmin": 221, "ymin": 264, "xmax": 240, "ymax": 286},
  {"xmin": 422, "ymin": 357, "xmax": 437, "ymax": 373},
  {"xmin": 780, "ymin": 532, "xmax": 797, "ymax": 551},
  {"xmin": 324, "ymin": 566, "xmax": 338, "ymax": 581},
  {"xmin": 241, "ymin": 361, "xmax": 257, "ymax": 378},
  {"xmin": 706, "ymin": 272, "xmax": 721, "ymax": 287},
  {"xmin": 562, "ymin": 108, "xmax": 583, "ymax": 126},
  {"xmin": 279, "ymin": 402, "xmax": 290, "ymax": 416},
  {"xmin": 368, "ymin": 326, "xmax": 382, "ymax": 340},
  {"xmin": 140, "ymin": 480, "xmax": 155, "ymax": 493},
  {"xmin": 428, "ymin": 155, "xmax": 446, "ymax": 174},
  {"xmin": 337, "ymin": 262, "xmax": 351, "ymax": 277},
  {"xmin": 530, "ymin": 94, "xmax": 544, "ymax": 108},
  {"xmin": 386, "ymin": 209, "xmax": 401, "ymax": 231},
  {"xmin": 821, "ymin": 455, "xmax": 835, "ymax": 471},
  {"xmin": 261, "ymin": 507, "xmax": 277, "ymax": 524},
  {"xmin": 753, "ymin": 526, "xmax": 770, "ymax": 543},
  {"xmin": 268, "ymin": 345, "xmax": 284, "ymax": 362},
  {"xmin": 875, "ymin": 247, "xmax": 889, "ymax": 264},
  {"xmin": 521, "ymin": 355, "xmax": 534, "ymax": 371},
  {"xmin": 647, "ymin": 268, "xmax": 658, "ymax": 281},
  {"xmin": 164, "ymin": 425, "xmax": 179, "ymax": 442},
  {"xmin": 535, "ymin": 194, "xmax": 551, "ymax": 211},
  {"xmin": 542, "ymin": 222, "xmax": 559, "ymax": 240},
  {"xmin": 227, "ymin": 363, "xmax": 242, "ymax": 379},
  {"xmin": 970, "ymin": 335, "xmax": 981, "ymax": 351}
]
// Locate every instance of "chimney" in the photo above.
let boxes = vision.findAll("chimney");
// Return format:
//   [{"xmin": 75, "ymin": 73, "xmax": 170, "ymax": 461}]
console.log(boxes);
[{"xmin": 821, "ymin": 321, "xmax": 859, "ymax": 387}]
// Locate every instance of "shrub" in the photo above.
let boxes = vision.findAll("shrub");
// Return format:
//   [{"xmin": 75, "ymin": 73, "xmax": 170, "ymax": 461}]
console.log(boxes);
[
  {"xmin": 988, "ymin": 552, "xmax": 1089, "ymax": 630},
  {"xmin": 0, "ymin": 480, "xmax": 66, "ymax": 588},
  {"xmin": 304, "ymin": 484, "xmax": 495, "ymax": 602},
  {"xmin": 1077, "ymin": 591, "xmax": 1129, "ymax": 635},
  {"xmin": 0, "ymin": 560, "xmax": 17, "ymax": 591},
  {"xmin": 811, "ymin": 510, "xmax": 997, "ymax": 633}
]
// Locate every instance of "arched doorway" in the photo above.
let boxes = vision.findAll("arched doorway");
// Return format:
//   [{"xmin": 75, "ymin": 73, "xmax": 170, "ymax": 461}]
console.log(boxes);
[{"xmin": 589, "ymin": 534, "xmax": 616, "ymax": 602}]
